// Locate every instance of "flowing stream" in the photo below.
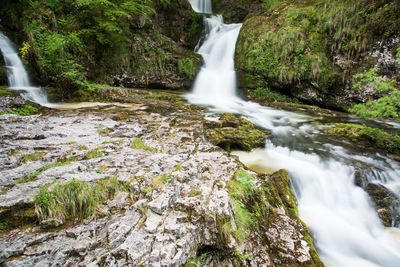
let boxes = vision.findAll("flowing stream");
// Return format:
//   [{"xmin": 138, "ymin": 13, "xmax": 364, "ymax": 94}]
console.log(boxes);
[
  {"xmin": 0, "ymin": 32, "xmax": 50, "ymax": 106},
  {"xmin": 187, "ymin": 0, "xmax": 400, "ymax": 266}
]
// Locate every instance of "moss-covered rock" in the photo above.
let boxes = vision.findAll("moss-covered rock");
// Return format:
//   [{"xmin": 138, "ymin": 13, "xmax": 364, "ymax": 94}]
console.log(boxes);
[
  {"xmin": 235, "ymin": 0, "xmax": 400, "ymax": 110},
  {"xmin": 365, "ymin": 183, "xmax": 399, "ymax": 227},
  {"xmin": 204, "ymin": 113, "xmax": 267, "ymax": 151},
  {"xmin": 324, "ymin": 123, "xmax": 400, "ymax": 155},
  {"xmin": 222, "ymin": 168, "xmax": 323, "ymax": 266}
]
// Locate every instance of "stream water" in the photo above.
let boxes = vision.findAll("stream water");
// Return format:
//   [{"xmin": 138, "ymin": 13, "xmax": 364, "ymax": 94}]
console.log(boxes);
[
  {"xmin": 1, "ymin": 2, "xmax": 400, "ymax": 265},
  {"xmin": 187, "ymin": 0, "xmax": 400, "ymax": 266}
]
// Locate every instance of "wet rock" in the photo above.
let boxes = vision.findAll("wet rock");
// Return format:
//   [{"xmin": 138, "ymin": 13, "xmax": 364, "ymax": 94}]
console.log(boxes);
[
  {"xmin": 0, "ymin": 101, "xmax": 319, "ymax": 266},
  {"xmin": 365, "ymin": 183, "xmax": 400, "ymax": 227},
  {"xmin": 204, "ymin": 113, "xmax": 268, "ymax": 151}
]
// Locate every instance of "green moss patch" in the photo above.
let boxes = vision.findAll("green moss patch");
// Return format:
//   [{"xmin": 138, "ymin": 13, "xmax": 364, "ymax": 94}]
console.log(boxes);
[
  {"xmin": 21, "ymin": 152, "xmax": 47, "ymax": 163},
  {"xmin": 324, "ymin": 123, "xmax": 400, "ymax": 154},
  {"xmin": 16, "ymin": 161, "xmax": 72, "ymax": 184},
  {"xmin": 130, "ymin": 138, "xmax": 158, "ymax": 152},
  {"xmin": 204, "ymin": 113, "xmax": 267, "ymax": 151}
]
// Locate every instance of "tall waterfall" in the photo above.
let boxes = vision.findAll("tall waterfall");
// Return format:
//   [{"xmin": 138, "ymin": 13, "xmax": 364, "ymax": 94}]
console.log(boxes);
[
  {"xmin": 187, "ymin": 0, "xmax": 400, "ymax": 266},
  {"xmin": 0, "ymin": 32, "xmax": 50, "ymax": 106}
]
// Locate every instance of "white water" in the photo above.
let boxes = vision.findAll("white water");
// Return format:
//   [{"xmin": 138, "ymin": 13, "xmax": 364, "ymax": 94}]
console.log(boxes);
[
  {"xmin": 0, "ymin": 32, "xmax": 50, "ymax": 106},
  {"xmin": 187, "ymin": 1, "xmax": 400, "ymax": 266},
  {"xmin": 188, "ymin": 0, "xmax": 212, "ymax": 14}
]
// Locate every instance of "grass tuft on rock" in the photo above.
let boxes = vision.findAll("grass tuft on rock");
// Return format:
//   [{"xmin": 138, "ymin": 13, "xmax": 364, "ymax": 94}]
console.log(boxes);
[{"xmin": 34, "ymin": 177, "xmax": 124, "ymax": 224}]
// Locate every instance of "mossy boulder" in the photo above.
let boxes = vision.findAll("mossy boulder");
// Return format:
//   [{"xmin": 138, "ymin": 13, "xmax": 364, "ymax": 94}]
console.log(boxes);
[
  {"xmin": 235, "ymin": 0, "xmax": 400, "ymax": 110},
  {"xmin": 324, "ymin": 123, "xmax": 400, "ymax": 155},
  {"xmin": 365, "ymin": 183, "xmax": 400, "ymax": 227},
  {"xmin": 204, "ymin": 113, "xmax": 267, "ymax": 151},
  {"xmin": 223, "ymin": 168, "xmax": 323, "ymax": 266}
]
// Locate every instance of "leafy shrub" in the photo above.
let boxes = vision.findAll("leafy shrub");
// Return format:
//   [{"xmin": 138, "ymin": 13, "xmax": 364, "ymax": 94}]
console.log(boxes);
[
  {"xmin": 349, "ymin": 68, "xmax": 399, "ymax": 121},
  {"xmin": 11, "ymin": 105, "xmax": 38, "ymax": 116}
]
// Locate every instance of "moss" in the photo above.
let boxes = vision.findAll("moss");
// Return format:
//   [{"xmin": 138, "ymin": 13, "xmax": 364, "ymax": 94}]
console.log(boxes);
[
  {"xmin": 235, "ymin": 0, "xmax": 400, "ymax": 105},
  {"xmin": 324, "ymin": 123, "xmax": 400, "ymax": 154},
  {"xmin": 21, "ymin": 152, "xmax": 47, "ymax": 163},
  {"xmin": 178, "ymin": 57, "xmax": 199, "ymax": 79},
  {"xmin": 188, "ymin": 187, "xmax": 202, "ymax": 197},
  {"xmin": 226, "ymin": 169, "xmax": 267, "ymax": 243},
  {"xmin": 16, "ymin": 161, "xmax": 72, "ymax": 184},
  {"xmin": 204, "ymin": 114, "xmax": 267, "ymax": 151},
  {"xmin": 84, "ymin": 148, "xmax": 105, "ymax": 159},
  {"xmin": 0, "ymin": 205, "xmax": 36, "ymax": 234},
  {"xmin": 270, "ymin": 169, "xmax": 298, "ymax": 217},
  {"xmin": 150, "ymin": 175, "xmax": 172, "ymax": 190},
  {"xmin": 247, "ymin": 87, "xmax": 299, "ymax": 104},
  {"xmin": 130, "ymin": 138, "xmax": 158, "ymax": 153}
]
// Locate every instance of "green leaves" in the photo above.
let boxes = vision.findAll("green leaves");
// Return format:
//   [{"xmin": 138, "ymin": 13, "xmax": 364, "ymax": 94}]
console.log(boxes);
[{"xmin": 350, "ymin": 68, "xmax": 399, "ymax": 121}]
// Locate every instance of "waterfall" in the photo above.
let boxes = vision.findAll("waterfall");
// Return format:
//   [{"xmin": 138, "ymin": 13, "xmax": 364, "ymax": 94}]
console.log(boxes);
[
  {"xmin": 187, "ymin": 1, "xmax": 400, "ymax": 266},
  {"xmin": 0, "ymin": 32, "xmax": 50, "ymax": 106},
  {"xmin": 188, "ymin": 0, "xmax": 212, "ymax": 14}
]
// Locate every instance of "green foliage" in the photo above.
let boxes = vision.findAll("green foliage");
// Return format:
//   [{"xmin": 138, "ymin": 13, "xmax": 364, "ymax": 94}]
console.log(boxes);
[
  {"xmin": 396, "ymin": 46, "xmax": 400, "ymax": 64},
  {"xmin": 249, "ymin": 87, "xmax": 299, "ymax": 103},
  {"xmin": 34, "ymin": 177, "xmax": 123, "ymax": 223},
  {"xmin": 11, "ymin": 105, "xmax": 38, "ymax": 116},
  {"xmin": 178, "ymin": 58, "xmax": 197, "ymax": 79},
  {"xmin": 349, "ymin": 68, "xmax": 399, "ymax": 121},
  {"xmin": 324, "ymin": 123, "xmax": 400, "ymax": 154},
  {"xmin": 236, "ymin": 0, "xmax": 400, "ymax": 94}
]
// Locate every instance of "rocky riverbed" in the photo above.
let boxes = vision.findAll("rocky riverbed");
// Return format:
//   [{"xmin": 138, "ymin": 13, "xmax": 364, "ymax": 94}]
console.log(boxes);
[{"xmin": 0, "ymin": 90, "xmax": 322, "ymax": 266}]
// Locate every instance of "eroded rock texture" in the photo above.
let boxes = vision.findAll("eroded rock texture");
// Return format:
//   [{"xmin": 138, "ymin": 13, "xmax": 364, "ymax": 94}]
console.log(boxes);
[{"xmin": 0, "ymin": 93, "xmax": 321, "ymax": 266}]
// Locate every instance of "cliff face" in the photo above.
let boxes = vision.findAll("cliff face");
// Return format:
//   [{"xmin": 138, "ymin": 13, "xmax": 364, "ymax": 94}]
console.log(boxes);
[
  {"xmin": 233, "ymin": 0, "xmax": 400, "ymax": 110},
  {"xmin": 0, "ymin": 0, "xmax": 203, "ymax": 97}
]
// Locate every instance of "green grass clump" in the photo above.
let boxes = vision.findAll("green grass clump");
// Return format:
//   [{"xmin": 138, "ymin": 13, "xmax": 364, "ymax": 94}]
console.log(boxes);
[
  {"xmin": 11, "ymin": 105, "xmax": 39, "ymax": 116},
  {"xmin": 130, "ymin": 138, "xmax": 158, "ymax": 152},
  {"xmin": 34, "ymin": 177, "xmax": 124, "ymax": 223}
]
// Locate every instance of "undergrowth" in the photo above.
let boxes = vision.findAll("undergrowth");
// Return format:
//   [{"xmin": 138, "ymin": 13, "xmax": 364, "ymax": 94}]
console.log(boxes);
[{"xmin": 349, "ymin": 68, "xmax": 400, "ymax": 121}]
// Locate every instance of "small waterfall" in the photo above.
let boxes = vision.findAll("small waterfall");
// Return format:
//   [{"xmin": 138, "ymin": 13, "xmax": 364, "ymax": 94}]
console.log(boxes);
[
  {"xmin": 188, "ymin": 0, "xmax": 212, "ymax": 14},
  {"xmin": 187, "ymin": 0, "xmax": 400, "ymax": 266},
  {"xmin": 186, "ymin": 15, "xmax": 241, "ymax": 107},
  {"xmin": 0, "ymin": 32, "xmax": 50, "ymax": 106}
]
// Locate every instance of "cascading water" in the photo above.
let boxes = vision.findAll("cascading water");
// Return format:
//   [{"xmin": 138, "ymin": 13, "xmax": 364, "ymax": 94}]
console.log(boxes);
[
  {"xmin": 187, "ymin": 0, "xmax": 400, "ymax": 266},
  {"xmin": 0, "ymin": 32, "xmax": 50, "ymax": 106}
]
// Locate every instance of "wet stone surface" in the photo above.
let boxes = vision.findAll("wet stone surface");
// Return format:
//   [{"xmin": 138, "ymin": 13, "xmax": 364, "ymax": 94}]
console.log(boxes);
[{"xmin": 0, "ymin": 98, "xmax": 319, "ymax": 266}]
